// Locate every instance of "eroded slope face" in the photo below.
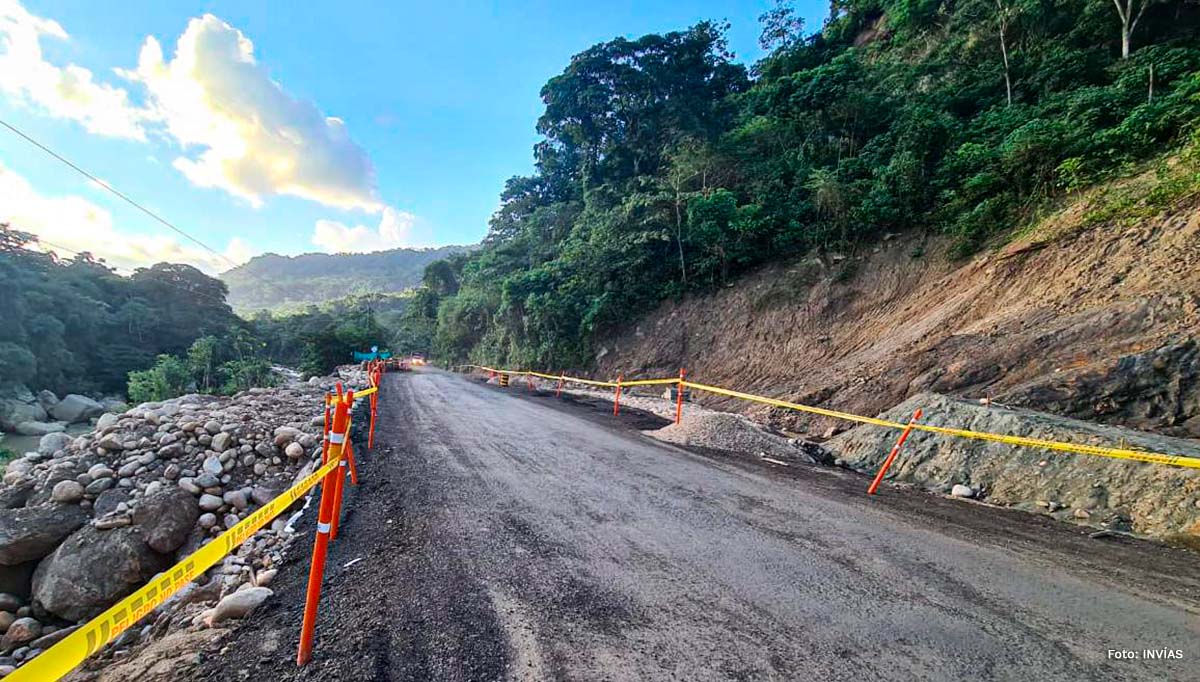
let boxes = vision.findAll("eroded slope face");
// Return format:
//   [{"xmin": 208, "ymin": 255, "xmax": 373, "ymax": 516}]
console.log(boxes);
[{"xmin": 597, "ymin": 198, "xmax": 1200, "ymax": 440}]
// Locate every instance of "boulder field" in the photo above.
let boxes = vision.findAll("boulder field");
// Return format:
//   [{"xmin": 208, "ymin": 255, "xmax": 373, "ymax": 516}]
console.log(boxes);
[{"xmin": 0, "ymin": 367, "xmax": 371, "ymax": 674}]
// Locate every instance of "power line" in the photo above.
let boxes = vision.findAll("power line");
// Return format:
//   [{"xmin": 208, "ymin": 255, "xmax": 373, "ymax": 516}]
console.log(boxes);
[{"xmin": 0, "ymin": 117, "xmax": 240, "ymax": 270}]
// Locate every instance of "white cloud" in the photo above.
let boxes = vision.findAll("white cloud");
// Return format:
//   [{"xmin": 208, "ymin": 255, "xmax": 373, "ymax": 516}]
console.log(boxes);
[
  {"xmin": 311, "ymin": 206, "xmax": 418, "ymax": 253},
  {"xmin": 0, "ymin": 161, "xmax": 254, "ymax": 274},
  {"xmin": 124, "ymin": 14, "xmax": 382, "ymax": 212},
  {"xmin": 0, "ymin": 0, "xmax": 146, "ymax": 139}
]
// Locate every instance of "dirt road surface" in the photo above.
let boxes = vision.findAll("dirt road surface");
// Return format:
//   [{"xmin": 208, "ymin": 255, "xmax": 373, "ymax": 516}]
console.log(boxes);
[{"xmin": 190, "ymin": 369, "xmax": 1199, "ymax": 681}]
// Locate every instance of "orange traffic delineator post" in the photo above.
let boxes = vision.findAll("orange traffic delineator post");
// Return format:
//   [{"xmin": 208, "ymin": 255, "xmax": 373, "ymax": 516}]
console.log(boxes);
[
  {"xmin": 675, "ymin": 368, "xmax": 686, "ymax": 425},
  {"xmin": 367, "ymin": 366, "xmax": 379, "ymax": 449},
  {"xmin": 613, "ymin": 374, "xmax": 623, "ymax": 416},
  {"xmin": 555, "ymin": 372, "xmax": 565, "ymax": 398},
  {"xmin": 297, "ymin": 390, "xmax": 350, "ymax": 666},
  {"xmin": 329, "ymin": 391, "xmax": 355, "ymax": 541},
  {"xmin": 345, "ymin": 438, "xmax": 359, "ymax": 485},
  {"xmin": 867, "ymin": 408, "xmax": 923, "ymax": 495}
]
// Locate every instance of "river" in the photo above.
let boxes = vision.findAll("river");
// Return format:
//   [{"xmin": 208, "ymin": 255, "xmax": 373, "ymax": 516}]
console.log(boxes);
[{"xmin": 0, "ymin": 423, "xmax": 92, "ymax": 459}]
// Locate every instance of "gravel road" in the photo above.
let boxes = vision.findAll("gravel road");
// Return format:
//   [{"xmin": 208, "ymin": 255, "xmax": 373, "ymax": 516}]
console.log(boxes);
[{"xmin": 191, "ymin": 369, "xmax": 1200, "ymax": 682}]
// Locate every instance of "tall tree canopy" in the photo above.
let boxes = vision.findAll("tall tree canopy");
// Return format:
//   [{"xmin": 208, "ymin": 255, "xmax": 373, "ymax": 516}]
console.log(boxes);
[{"xmin": 398, "ymin": 0, "xmax": 1200, "ymax": 371}]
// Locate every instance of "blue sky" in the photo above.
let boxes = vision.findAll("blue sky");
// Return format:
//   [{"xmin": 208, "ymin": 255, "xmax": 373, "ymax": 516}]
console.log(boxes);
[{"xmin": 0, "ymin": 0, "xmax": 827, "ymax": 273}]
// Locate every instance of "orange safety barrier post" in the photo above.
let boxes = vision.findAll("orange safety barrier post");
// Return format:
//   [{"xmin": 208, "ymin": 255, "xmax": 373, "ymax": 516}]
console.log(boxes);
[
  {"xmin": 526, "ymin": 373, "xmax": 535, "ymax": 391},
  {"xmin": 675, "ymin": 368, "xmax": 686, "ymax": 425},
  {"xmin": 613, "ymin": 374, "xmax": 623, "ymax": 416},
  {"xmin": 297, "ymin": 390, "xmax": 350, "ymax": 666},
  {"xmin": 368, "ymin": 371, "xmax": 378, "ymax": 450},
  {"xmin": 345, "ymin": 438, "xmax": 359, "ymax": 486},
  {"xmin": 555, "ymin": 372, "xmax": 565, "ymax": 398},
  {"xmin": 329, "ymin": 391, "xmax": 354, "ymax": 540},
  {"xmin": 867, "ymin": 408, "xmax": 923, "ymax": 495}
]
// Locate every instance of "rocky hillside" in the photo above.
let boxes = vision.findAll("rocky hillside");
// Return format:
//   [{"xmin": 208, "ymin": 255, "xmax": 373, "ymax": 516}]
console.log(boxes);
[
  {"xmin": 596, "ymin": 181, "xmax": 1200, "ymax": 442},
  {"xmin": 0, "ymin": 369, "xmax": 370, "ymax": 676},
  {"xmin": 221, "ymin": 245, "xmax": 471, "ymax": 313},
  {"xmin": 827, "ymin": 394, "xmax": 1200, "ymax": 541}
]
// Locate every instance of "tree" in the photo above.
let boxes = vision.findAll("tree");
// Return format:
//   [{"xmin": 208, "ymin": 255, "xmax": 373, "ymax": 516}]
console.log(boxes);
[
  {"xmin": 537, "ymin": 23, "xmax": 749, "ymax": 182},
  {"xmin": 1111, "ymin": 0, "xmax": 1155, "ymax": 59},
  {"xmin": 995, "ymin": 0, "xmax": 1018, "ymax": 105},
  {"xmin": 187, "ymin": 336, "xmax": 219, "ymax": 393},
  {"xmin": 758, "ymin": 0, "xmax": 805, "ymax": 51},
  {"xmin": 127, "ymin": 355, "xmax": 191, "ymax": 403}
]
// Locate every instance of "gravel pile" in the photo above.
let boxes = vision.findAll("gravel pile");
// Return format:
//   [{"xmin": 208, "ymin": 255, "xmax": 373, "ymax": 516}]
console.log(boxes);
[
  {"xmin": 645, "ymin": 412, "xmax": 831, "ymax": 464},
  {"xmin": 516, "ymin": 375, "xmax": 831, "ymax": 465}
]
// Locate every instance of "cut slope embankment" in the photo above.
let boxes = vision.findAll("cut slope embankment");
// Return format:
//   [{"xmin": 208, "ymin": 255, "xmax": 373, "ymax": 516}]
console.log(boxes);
[
  {"xmin": 597, "ymin": 193, "xmax": 1200, "ymax": 441},
  {"xmin": 595, "ymin": 179, "xmax": 1200, "ymax": 540}
]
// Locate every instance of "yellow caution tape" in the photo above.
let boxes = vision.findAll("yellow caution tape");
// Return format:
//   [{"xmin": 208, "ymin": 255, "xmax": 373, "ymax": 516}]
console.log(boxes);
[
  {"xmin": 467, "ymin": 366, "xmax": 1200, "ymax": 470},
  {"xmin": 683, "ymin": 381, "xmax": 1200, "ymax": 470},
  {"xmin": 477, "ymin": 366, "xmax": 673, "ymax": 389},
  {"xmin": 10, "ymin": 454, "xmax": 344, "ymax": 682},
  {"xmin": 324, "ymin": 387, "xmax": 377, "ymax": 404},
  {"xmin": 682, "ymin": 381, "xmax": 905, "ymax": 430},
  {"xmin": 620, "ymin": 378, "xmax": 681, "ymax": 387},
  {"xmin": 909, "ymin": 423, "xmax": 1200, "ymax": 468}
]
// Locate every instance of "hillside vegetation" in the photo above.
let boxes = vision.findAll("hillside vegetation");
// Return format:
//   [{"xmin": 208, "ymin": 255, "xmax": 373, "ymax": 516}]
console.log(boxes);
[
  {"xmin": 221, "ymin": 245, "xmax": 470, "ymax": 313},
  {"xmin": 0, "ymin": 224, "xmax": 398, "ymax": 411},
  {"xmin": 0, "ymin": 225, "xmax": 240, "ymax": 396},
  {"xmin": 397, "ymin": 0, "xmax": 1200, "ymax": 369}
]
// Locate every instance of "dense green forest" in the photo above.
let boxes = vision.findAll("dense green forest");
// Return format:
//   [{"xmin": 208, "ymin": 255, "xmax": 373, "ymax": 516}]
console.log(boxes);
[
  {"xmin": 221, "ymin": 245, "xmax": 471, "ymax": 314},
  {"xmin": 393, "ymin": 0, "xmax": 1200, "ymax": 369},
  {"xmin": 0, "ymin": 224, "xmax": 393, "ymax": 405},
  {"xmin": 0, "ymin": 224, "xmax": 242, "ymax": 397}
]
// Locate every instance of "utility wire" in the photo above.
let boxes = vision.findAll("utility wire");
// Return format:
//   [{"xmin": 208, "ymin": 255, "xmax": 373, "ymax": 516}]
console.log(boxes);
[{"xmin": 0, "ymin": 117, "xmax": 241, "ymax": 270}]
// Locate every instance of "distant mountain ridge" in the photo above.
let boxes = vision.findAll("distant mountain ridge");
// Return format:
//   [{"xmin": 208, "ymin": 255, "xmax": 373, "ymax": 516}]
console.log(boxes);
[{"xmin": 222, "ymin": 245, "xmax": 472, "ymax": 313}]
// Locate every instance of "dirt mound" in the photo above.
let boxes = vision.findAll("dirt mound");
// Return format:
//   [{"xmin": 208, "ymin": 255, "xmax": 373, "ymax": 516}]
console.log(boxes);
[
  {"xmin": 646, "ymin": 412, "xmax": 831, "ymax": 464},
  {"xmin": 595, "ymin": 193, "xmax": 1200, "ymax": 441},
  {"xmin": 825, "ymin": 393, "xmax": 1200, "ymax": 539}
]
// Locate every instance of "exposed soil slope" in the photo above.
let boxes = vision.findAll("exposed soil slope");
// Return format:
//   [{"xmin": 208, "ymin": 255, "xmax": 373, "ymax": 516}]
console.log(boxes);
[{"xmin": 596, "ymin": 194, "xmax": 1200, "ymax": 441}]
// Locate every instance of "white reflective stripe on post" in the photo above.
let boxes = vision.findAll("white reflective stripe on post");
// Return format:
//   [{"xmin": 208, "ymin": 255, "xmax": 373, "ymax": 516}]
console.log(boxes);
[
  {"xmin": 317, "ymin": 522, "xmax": 331, "ymax": 534},
  {"xmin": 329, "ymin": 433, "xmax": 345, "ymax": 444},
  {"xmin": 339, "ymin": 461, "xmax": 347, "ymax": 467}
]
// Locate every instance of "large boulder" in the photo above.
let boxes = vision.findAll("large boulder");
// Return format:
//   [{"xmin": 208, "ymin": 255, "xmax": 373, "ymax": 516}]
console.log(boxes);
[
  {"xmin": 95, "ymin": 413, "xmax": 119, "ymax": 431},
  {"xmin": 211, "ymin": 587, "xmax": 273, "ymax": 623},
  {"xmin": 49, "ymin": 394, "xmax": 104, "ymax": 424},
  {"xmin": 37, "ymin": 432, "xmax": 73, "ymax": 456},
  {"xmin": 135, "ymin": 488, "xmax": 199, "ymax": 554},
  {"xmin": 0, "ymin": 505, "xmax": 88, "ymax": 565},
  {"xmin": 100, "ymin": 397, "xmax": 128, "ymax": 414},
  {"xmin": 0, "ymin": 399, "xmax": 46, "ymax": 432},
  {"xmin": 35, "ymin": 390, "xmax": 58, "ymax": 413},
  {"xmin": 13, "ymin": 421, "xmax": 64, "ymax": 437},
  {"xmin": 0, "ymin": 483, "xmax": 33, "ymax": 510},
  {"xmin": 32, "ymin": 525, "xmax": 173, "ymax": 621}
]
